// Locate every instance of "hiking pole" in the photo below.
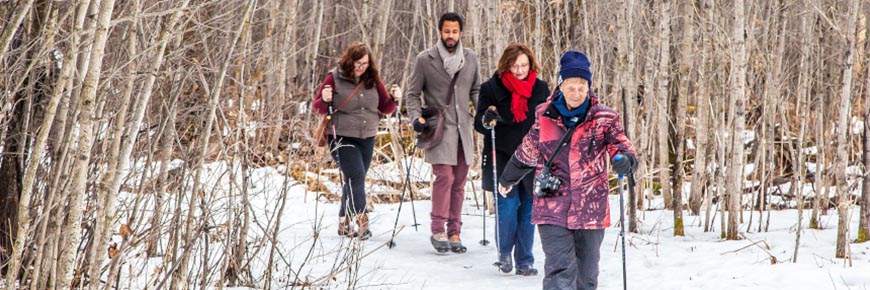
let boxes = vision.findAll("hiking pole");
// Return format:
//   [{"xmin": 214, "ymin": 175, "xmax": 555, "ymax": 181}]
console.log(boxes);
[
  {"xmin": 391, "ymin": 100, "xmax": 421, "ymax": 231},
  {"xmin": 615, "ymin": 154, "xmax": 629, "ymax": 290},
  {"xmin": 480, "ymin": 150, "xmax": 490, "ymax": 246},
  {"xmin": 484, "ymin": 106, "xmax": 500, "ymax": 250},
  {"xmin": 390, "ymin": 84, "xmax": 426, "ymax": 232},
  {"xmin": 388, "ymin": 139, "xmax": 417, "ymax": 248},
  {"xmin": 388, "ymin": 116, "xmax": 424, "ymax": 248},
  {"xmin": 389, "ymin": 84, "xmax": 421, "ymax": 231},
  {"xmin": 325, "ymin": 84, "xmax": 342, "ymax": 174}
]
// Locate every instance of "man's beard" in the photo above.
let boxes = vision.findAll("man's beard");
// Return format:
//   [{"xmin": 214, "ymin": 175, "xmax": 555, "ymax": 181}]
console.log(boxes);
[{"xmin": 441, "ymin": 37, "xmax": 459, "ymax": 51}]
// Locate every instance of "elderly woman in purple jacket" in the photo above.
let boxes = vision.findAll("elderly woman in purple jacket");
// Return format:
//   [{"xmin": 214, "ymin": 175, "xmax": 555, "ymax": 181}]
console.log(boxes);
[{"xmin": 498, "ymin": 51, "xmax": 637, "ymax": 290}]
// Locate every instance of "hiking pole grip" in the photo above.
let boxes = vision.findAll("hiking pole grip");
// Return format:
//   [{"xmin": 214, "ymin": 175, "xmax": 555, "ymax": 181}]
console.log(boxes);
[{"xmin": 324, "ymin": 85, "xmax": 334, "ymax": 119}]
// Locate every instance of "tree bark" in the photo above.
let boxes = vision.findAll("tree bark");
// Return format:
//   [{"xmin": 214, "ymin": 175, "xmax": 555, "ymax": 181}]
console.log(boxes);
[
  {"xmin": 727, "ymin": 0, "xmax": 747, "ymax": 241},
  {"xmin": 860, "ymin": 70, "xmax": 870, "ymax": 243},
  {"xmin": 672, "ymin": 0, "xmax": 694, "ymax": 236},
  {"xmin": 616, "ymin": 0, "xmax": 638, "ymax": 232},
  {"xmin": 793, "ymin": 0, "xmax": 814, "ymax": 262},
  {"xmin": 655, "ymin": 0, "xmax": 673, "ymax": 211},
  {"xmin": 56, "ymin": 0, "xmax": 117, "ymax": 286},
  {"xmin": 834, "ymin": 0, "xmax": 861, "ymax": 258}
]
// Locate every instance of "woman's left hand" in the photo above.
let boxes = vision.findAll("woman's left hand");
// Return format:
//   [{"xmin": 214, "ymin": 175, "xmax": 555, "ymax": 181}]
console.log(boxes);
[{"xmin": 390, "ymin": 84, "xmax": 403, "ymax": 103}]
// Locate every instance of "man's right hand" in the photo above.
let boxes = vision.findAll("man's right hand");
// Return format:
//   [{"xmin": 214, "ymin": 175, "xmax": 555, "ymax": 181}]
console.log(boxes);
[
  {"xmin": 412, "ymin": 117, "xmax": 427, "ymax": 133},
  {"xmin": 482, "ymin": 106, "xmax": 501, "ymax": 129}
]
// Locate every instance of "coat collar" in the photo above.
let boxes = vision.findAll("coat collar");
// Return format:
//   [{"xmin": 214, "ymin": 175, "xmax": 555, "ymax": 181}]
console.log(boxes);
[{"xmin": 331, "ymin": 67, "xmax": 350, "ymax": 81}]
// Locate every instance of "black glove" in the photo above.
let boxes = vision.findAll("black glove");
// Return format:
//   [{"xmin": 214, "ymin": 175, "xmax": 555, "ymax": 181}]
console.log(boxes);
[
  {"xmin": 482, "ymin": 106, "xmax": 502, "ymax": 129},
  {"xmin": 412, "ymin": 118, "xmax": 427, "ymax": 133},
  {"xmin": 613, "ymin": 153, "xmax": 637, "ymax": 176}
]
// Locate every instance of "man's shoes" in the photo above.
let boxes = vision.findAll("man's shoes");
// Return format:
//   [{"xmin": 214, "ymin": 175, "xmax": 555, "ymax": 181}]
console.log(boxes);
[
  {"xmin": 430, "ymin": 232, "xmax": 450, "ymax": 253},
  {"xmin": 448, "ymin": 235, "xmax": 467, "ymax": 253},
  {"xmin": 515, "ymin": 265, "xmax": 538, "ymax": 276},
  {"xmin": 493, "ymin": 254, "xmax": 513, "ymax": 273}
]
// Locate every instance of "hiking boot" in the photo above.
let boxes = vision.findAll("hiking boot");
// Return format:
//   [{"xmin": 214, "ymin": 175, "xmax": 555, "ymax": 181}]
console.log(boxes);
[
  {"xmin": 430, "ymin": 232, "xmax": 450, "ymax": 253},
  {"xmin": 493, "ymin": 254, "xmax": 513, "ymax": 273},
  {"xmin": 338, "ymin": 217, "xmax": 352, "ymax": 236},
  {"xmin": 515, "ymin": 265, "xmax": 538, "ymax": 276},
  {"xmin": 448, "ymin": 234, "xmax": 467, "ymax": 253},
  {"xmin": 353, "ymin": 213, "xmax": 372, "ymax": 240}
]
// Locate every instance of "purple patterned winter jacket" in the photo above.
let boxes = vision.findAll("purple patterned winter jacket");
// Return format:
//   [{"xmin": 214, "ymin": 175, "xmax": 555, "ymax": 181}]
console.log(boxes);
[{"xmin": 500, "ymin": 94, "xmax": 636, "ymax": 230}]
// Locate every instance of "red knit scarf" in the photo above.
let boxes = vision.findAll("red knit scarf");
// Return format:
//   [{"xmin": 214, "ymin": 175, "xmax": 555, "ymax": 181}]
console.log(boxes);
[{"xmin": 501, "ymin": 70, "xmax": 536, "ymax": 122}]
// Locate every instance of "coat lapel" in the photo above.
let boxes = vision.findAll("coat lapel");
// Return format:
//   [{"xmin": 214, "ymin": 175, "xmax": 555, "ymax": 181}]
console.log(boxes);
[{"xmin": 427, "ymin": 46, "xmax": 447, "ymax": 75}]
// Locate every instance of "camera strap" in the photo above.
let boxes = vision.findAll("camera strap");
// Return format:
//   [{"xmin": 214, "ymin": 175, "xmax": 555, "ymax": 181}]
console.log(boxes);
[{"xmin": 543, "ymin": 124, "xmax": 578, "ymax": 170}]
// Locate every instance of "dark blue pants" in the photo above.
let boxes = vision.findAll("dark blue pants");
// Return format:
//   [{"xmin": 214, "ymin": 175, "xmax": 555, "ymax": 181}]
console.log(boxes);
[
  {"xmin": 496, "ymin": 185, "xmax": 535, "ymax": 267},
  {"xmin": 538, "ymin": 225, "xmax": 605, "ymax": 290},
  {"xmin": 329, "ymin": 135, "xmax": 375, "ymax": 217}
]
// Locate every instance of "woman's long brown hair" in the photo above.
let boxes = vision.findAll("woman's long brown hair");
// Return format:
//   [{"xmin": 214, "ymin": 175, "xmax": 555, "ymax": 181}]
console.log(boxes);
[{"xmin": 338, "ymin": 42, "xmax": 381, "ymax": 89}]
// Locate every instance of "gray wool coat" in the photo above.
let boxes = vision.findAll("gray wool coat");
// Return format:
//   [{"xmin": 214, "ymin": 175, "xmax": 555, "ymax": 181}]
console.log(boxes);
[{"xmin": 405, "ymin": 45, "xmax": 481, "ymax": 166}]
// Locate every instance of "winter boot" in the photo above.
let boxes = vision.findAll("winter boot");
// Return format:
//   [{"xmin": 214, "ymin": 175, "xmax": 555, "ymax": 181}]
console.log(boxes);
[
  {"xmin": 430, "ymin": 232, "xmax": 450, "ymax": 253},
  {"xmin": 515, "ymin": 265, "xmax": 538, "ymax": 276},
  {"xmin": 493, "ymin": 254, "xmax": 513, "ymax": 273},
  {"xmin": 353, "ymin": 213, "xmax": 372, "ymax": 240},
  {"xmin": 338, "ymin": 217, "xmax": 352, "ymax": 236},
  {"xmin": 449, "ymin": 234, "xmax": 467, "ymax": 253}
]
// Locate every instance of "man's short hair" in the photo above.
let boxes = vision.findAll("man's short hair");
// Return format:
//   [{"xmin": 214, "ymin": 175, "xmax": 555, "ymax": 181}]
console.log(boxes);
[{"xmin": 438, "ymin": 12, "xmax": 464, "ymax": 31}]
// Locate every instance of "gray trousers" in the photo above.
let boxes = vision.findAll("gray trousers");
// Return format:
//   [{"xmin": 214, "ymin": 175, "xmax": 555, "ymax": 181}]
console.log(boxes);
[{"xmin": 538, "ymin": 225, "xmax": 605, "ymax": 290}]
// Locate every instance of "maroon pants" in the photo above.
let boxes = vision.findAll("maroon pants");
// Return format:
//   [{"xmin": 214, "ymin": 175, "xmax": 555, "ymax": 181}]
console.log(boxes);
[{"xmin": 430, "ymin": 145, "xmax": 469, "ymax": 236}]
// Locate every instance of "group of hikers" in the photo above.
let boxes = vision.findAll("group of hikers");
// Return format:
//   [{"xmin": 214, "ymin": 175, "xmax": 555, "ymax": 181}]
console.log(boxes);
[{"xmin": 312, "ymin": 12, "xmax": 638, "ymax": 290}]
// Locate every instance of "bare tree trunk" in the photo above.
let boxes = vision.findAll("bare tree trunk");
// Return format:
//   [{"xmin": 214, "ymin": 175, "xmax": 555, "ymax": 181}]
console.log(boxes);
[
  {"xmin": 793, "ymin": 0, "xmax": 813, "ymax": 260},
  {"xmin": 695, "ymin": 0, "xmax": 715, "ymax": 224},
  {"xmin": 372, "ymin": 0, "xmax": 393, "ymax": 67},
  {"xmin": 861, "ymin": 73, "xmax": 870, "ymax": 243},
  {"xmin": 638, "ymin": 14, "xmax": 655, "ymax": 212},
  {"xmin": 810, "ymin": 79, "xmax": 825, "ymax": 230},
  {"xmin": 726, "ymin": 0, "xmax": 748, "ymax": 241},
  {"xmin": 616, "ymin": 0, "xmax": 638, "ymax": 232},
  {"xmin": 26, "ymin": 4, "xmax": 87, "ymax": 287},
  {"xmin": 655, "ymin": 0, "xmax": 673, "ymax": 211},
  {"xmin": 56, "ymin": 0, "xmax": 117, "ymax": 286},
  {"xmin": 2, "ymin": 0, "xmax": 71, "ymax": 285},
  {"xmin": 533, "ymin": 0, "xmax": 543, "ymax": 63},
  {"xmin": 834, "ymin": 0, "xmax": 861, "ymax": 259},
  {"xmin": 672, "ymin": 0, "xmax": 693, "ymax": 236},
  {"xmin": 304, "ymin": 0, "xmax": 325, "ymax": 130}
]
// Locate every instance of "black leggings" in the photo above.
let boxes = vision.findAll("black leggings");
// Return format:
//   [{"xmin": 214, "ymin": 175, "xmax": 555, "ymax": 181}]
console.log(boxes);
[{"xmin": 328, "ymin": 135, "xmax": 375, "ymax": 217}]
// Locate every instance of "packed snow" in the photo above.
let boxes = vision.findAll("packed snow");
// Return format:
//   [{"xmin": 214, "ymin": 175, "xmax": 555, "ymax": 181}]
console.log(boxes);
[{"xmin": 114, "ymin": 161, "xmax": 870, "ymax": 290}]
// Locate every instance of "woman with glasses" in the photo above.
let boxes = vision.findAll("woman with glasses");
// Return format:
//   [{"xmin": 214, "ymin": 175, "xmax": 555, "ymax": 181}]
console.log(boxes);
[
  {"xmin": 313, "ymin": 42, "xmax": 401, "ymax": 240},
  {"xmin": 474, "ymin": 43, "xmax": 550, "ymax": 276}
]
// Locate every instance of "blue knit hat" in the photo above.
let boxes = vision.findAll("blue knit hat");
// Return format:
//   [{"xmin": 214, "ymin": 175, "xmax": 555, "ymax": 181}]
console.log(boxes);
[{"xmin": 559, "ymin": 51, "xmax": 592, "ymax": 87}]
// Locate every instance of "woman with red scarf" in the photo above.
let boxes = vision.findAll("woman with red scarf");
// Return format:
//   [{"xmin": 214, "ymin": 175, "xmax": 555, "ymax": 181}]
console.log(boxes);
[{"xmin": 474, "ymin": 43, "xmax": 550, "ymax": 276}]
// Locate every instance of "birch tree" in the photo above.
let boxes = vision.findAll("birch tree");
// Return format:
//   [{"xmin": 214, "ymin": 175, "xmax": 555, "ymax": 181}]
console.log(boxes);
[
  {"xmin": 727, "ymin": 0, "xmax": 748, "ymax": 241},
  {"xmin": 834, "ymin": 0, "xmax": 861, "ymax": 258},
  {"xmin": 56, "ymin": 0, "xmax": 117, "ymax": 286}
]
